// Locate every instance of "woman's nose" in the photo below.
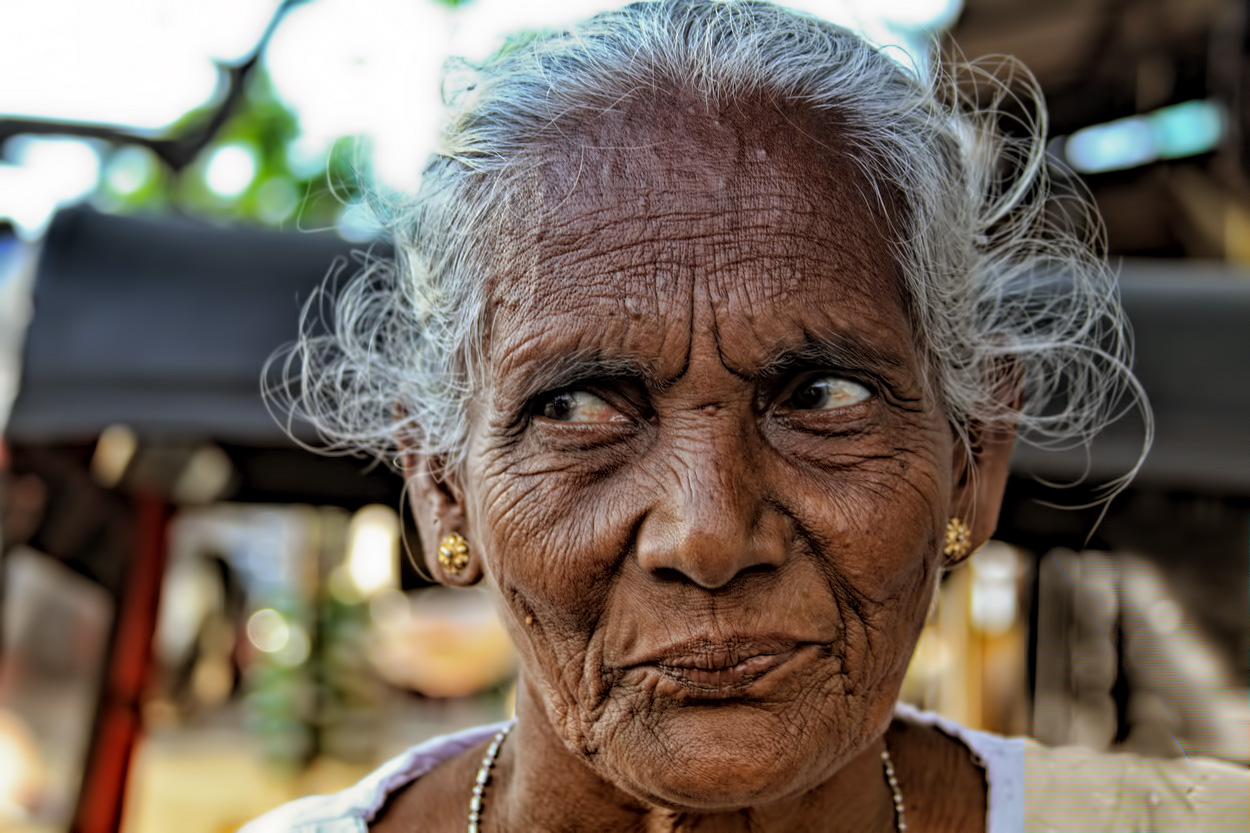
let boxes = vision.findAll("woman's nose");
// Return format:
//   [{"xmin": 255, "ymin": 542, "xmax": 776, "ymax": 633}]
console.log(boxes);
[{"xmin": 634, "ymin": 426, "xmax": 787, "ymax": 589}]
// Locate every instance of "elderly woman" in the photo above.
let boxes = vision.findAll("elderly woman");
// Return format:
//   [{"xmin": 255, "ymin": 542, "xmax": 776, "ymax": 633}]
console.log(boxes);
[{"xmin": 247, "ymin": 1, "xmax": 1248, "ymax": 830}]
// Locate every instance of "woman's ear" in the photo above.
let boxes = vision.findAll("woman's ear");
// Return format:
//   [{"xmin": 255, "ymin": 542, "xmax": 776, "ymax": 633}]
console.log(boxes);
[
  {"xmin": 948, "ymin": 422, "xmax": 1017, "ymax": 567},
  {"xmin": 948, "ymin": 361, "xmax": 1022, "ymax": 566},
  {"xmin": 397, "ymin": 435, "xmax": 482, "ymax": 586}
]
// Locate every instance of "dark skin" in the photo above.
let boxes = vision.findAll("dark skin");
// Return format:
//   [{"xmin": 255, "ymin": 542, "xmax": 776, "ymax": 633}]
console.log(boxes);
[{"xmin": 381, "ymin": 91, "xmax": 1015, "ymax": 831}]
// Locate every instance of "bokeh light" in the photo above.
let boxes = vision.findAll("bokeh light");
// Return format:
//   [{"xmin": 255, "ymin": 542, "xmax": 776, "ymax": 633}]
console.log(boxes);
[
  {"xmin": 345, "ymin": 504, "xmax": 400, "ymax": 597},
  {"xmin": 246, "ymin": 608, "xmax": 291, "ymax": 654},
  {"xmin": 204, "ymin": 143, "xmax": 259, "ymax": 199}
]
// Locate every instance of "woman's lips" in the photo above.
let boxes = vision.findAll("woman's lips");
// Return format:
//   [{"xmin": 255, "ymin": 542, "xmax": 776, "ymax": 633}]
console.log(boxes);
[
  {"xmin": 656, "ymin": 648, "xmax": 798, "ymax": 688},
  {"xmin": 629, "ymin": 637, "xmax": 812, "ymax": 691}
]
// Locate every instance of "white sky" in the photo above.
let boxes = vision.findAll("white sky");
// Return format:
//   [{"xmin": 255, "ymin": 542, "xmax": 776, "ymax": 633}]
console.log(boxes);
[{"xmin": 0, "ymin": 0, "xmax": 281, "ymax": 128}]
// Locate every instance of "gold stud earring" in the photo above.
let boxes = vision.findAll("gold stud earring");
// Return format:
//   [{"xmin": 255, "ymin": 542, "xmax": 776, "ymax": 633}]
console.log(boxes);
[
  {"xmin": 437, "ymin": 532, "xmax": 471, "ymax": 575},
  {"xmin": 943, "ymin": 517, "xmax": 972, "ymax": 561}
]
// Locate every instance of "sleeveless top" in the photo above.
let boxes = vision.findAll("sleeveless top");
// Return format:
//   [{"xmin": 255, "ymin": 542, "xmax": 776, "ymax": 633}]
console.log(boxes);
[{"xmin": 240, "ymin": 703, "xmax": 1247, "ymax": 831}]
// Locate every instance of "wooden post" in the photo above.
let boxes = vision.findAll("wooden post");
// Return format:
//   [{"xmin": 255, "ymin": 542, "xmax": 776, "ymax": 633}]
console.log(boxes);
[{"xmin": 72, "ymin": 493, "xmax": 170, "ymax": 833}]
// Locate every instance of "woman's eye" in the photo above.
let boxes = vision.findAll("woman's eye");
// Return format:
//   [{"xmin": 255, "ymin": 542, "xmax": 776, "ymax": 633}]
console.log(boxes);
[
  {"xmin": 785, "ymin": 376, "xmax": 871, "ymax": 411},
  {"xmin": 538, "ymin": 390, "xmax": 623, "ymax": 423}
]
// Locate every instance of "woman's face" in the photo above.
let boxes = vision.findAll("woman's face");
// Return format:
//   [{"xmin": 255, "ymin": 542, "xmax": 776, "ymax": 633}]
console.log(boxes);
[{"xmin": 457, "ymin": 100, "xmax": 961, "ymax": 810}]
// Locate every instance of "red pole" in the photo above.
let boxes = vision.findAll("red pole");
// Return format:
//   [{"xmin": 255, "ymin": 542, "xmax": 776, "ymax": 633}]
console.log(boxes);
[{"xmin": 72, "ymin": 493, "xmax": 170, "ymax": 833}]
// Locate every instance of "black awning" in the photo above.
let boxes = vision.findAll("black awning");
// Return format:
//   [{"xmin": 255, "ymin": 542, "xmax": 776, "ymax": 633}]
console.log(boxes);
[
  {"xmin": 7, "ymin": 206, "xmax": 386, "ymax": 445},
  {"xmin": 1012, "ymin": 260, "xmax": 1250, "ymax": 495}
]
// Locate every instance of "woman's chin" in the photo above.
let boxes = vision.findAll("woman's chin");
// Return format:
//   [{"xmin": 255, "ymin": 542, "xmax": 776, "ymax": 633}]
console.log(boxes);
[
  {"xmin": 619, "ymin": 750, "xmax": 817, "ymax": 812},
  {"xmin": 601, "ymin": 705, "xmax": 842, "ymax": 812}
]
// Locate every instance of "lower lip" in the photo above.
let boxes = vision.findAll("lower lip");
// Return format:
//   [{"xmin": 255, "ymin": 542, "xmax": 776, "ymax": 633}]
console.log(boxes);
[{"xmin": 654, "ymin": 648, "xmax": 799, "ymax": 690}]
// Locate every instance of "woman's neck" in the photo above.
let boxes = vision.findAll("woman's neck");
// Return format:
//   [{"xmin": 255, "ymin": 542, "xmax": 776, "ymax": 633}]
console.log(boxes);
[{"xmin": 490, "ymin": 686, "xmax": 901, "ymax": 833}]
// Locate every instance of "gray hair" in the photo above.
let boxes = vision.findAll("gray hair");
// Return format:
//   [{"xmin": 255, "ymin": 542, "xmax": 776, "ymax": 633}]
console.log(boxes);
[{"xmin": 274, "ymin": 0, "xmax": 1148, "ymax": 495}]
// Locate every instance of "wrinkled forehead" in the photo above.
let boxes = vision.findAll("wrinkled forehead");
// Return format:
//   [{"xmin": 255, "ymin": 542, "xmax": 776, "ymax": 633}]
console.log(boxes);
[
  {"xmin": 492, "ymin": 89, "xmax": 900, "ymax": 271},
  {"xmin": 480, "ymin": 91, "xmax": 910, "ymax": 379}
]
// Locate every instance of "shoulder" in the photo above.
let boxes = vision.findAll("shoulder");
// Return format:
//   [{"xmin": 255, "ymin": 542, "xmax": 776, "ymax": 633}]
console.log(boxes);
[
  {"xmin": 237, "ymin": 722, "xmax": 510, "ymax": 833},
  {"xmin": 1024, "ymin": 740, "xmax": 1249, "ymax": 831}
]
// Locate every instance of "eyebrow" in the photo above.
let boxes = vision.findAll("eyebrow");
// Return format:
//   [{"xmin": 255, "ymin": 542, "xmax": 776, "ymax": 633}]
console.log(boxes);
[
  {"xmin": 502, "ymin": 329, "xmax": 907, "ymax": 407},
  {"xmin": 505, "ymin": 349, "xmax": 677, "ymax": 405},
  {"xmin": 736, "ymin": 330, "xmax": 908, "ymax": 383}
]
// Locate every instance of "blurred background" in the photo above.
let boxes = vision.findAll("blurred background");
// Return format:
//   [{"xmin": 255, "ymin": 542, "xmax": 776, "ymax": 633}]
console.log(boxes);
[{"xmin": 0, "ymin": 0, "xmax": 1246, "ymax": 831}]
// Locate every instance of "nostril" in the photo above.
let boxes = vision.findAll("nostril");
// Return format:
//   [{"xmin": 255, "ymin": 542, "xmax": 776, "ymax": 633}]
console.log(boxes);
[
  {"xmin": 738, "ymin": 562, "xmax": 776, "ymax": 578},
  {"xmin": 650, "ymin": 566, "xmax": 689, "ymax": 584},
  {"xmin": 644, "ymin": 558, "xmax": 778, "ymax": 589}
]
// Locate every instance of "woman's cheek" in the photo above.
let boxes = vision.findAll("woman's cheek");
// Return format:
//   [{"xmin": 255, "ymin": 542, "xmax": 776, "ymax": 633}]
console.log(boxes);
[{"xmin": 477, "ymin": 463, "xmax": 628, "ymax": 627}]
